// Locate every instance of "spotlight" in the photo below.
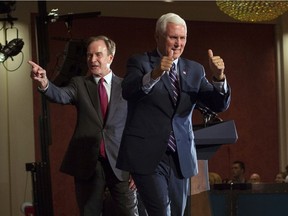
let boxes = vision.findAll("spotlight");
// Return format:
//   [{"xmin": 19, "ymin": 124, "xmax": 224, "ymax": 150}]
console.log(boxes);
[{"xmin": 0, "ymin": 38, "xmax": 24, "ymax": 63}]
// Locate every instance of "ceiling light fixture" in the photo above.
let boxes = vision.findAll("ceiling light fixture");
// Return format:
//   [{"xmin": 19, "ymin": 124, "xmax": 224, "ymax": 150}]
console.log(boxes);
[{"xmin": 216, "ymin": 0, "xmax": 288, "ymax": 22}]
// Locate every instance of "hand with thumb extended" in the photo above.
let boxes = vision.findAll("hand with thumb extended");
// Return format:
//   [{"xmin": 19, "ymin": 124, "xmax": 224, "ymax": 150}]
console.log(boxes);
[
  {"xmin": 208, "ymin": 49, "xmax": 213, "ymax": 59},
  {"xmin": 208, "ymin": 49, "xmax": 225, "ymax": 80},
  {"xmin": 151, "ymin": 49, "xmax": 174, "ymax": 79},
  {"xmin": 168, "ymin": 49, "xmax": 174, "ymax": 60}
]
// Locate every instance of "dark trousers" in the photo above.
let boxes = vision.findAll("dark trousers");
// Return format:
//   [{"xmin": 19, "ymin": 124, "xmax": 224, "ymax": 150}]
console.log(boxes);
[
  {"xmin": 74, "ymin": 158, "xmax": 139, "ymax": 216},
  {"xmin": 132, "ymin": 151, "xmax": 189, "ymax": 216},
  {"xmin": 103, "ymin": 191, "xmax": 148, "ymax": 216}
]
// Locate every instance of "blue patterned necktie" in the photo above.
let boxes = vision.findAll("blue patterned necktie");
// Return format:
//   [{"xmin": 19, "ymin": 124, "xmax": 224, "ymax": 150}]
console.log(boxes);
[
  {"xmin": 169, "ymin": 63, "xmax": 179, "ymax": 105},
  {"xmin": 168, "ymin": 131, "xmax": 177, "ymax": 152},
  {"xmin": 168, "ymin": 63, "xmax": 179, "ymax": 152}
]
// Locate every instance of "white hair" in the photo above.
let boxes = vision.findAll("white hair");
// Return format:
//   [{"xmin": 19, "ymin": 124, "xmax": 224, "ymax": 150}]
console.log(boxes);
[{"xmin": 155, "ymin": 13, "xmax": 187, "ymax": 36}]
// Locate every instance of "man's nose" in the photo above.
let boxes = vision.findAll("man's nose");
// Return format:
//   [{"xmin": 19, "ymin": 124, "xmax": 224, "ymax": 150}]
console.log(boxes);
[
  {"xmin": 91, "ymin": 54, "xmax": 98, "ymax": 61},
  {"xmin": 175, "ymin": 39, "xmax": 180, "ymax": 45}
]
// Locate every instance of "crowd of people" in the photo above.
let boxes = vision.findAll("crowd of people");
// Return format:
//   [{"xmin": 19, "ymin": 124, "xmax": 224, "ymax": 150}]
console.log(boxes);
[{"xmin": 209, "ymin": 160, "xmax": 288, "ymax": 185}]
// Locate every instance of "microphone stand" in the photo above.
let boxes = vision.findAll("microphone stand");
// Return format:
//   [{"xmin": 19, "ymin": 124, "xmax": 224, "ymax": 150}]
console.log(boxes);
[{"xmin": 195, "ymin": 103, "xmax": 223, "ymax": 127}]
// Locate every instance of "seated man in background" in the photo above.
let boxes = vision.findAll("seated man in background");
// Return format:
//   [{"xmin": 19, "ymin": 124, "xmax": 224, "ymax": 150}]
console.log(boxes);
[{"xmin": 229, "ymin": 161, "xmax": 247, "ymax": 183}]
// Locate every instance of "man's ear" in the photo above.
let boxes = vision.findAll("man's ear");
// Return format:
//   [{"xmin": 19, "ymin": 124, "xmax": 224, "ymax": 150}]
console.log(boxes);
[{"xmin": 109, "ymin": 55, "xmax": 114, "ymax": 63}]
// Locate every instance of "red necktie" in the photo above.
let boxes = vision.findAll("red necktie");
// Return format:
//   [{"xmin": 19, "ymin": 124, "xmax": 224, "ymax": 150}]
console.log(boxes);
[
  {"xmin": 98, "ymin": 78, "xmax": 108, "ymax": 158},
  {"xmin": 99, "ymin": 78, "xmax": 108, "ymax": 118}
]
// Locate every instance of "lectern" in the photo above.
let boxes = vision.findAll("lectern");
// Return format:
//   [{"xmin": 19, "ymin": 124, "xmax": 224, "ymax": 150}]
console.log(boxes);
[
  {"xmin": 194, "ymin": 120, "xmax": 238, "ymax": 159},
  {"xmin": 185, "ymin": 120, "xmax": 238, "ymax": 216}
]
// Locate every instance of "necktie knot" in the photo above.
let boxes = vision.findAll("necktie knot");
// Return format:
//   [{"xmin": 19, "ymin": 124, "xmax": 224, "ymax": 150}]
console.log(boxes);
[
  {"xmin": 99, "ymin": 77, "xmax": 104, "ymax": 85},
  {"xmin": 170, "ymin": 62, "xmax": 176, "ymax": 73}
]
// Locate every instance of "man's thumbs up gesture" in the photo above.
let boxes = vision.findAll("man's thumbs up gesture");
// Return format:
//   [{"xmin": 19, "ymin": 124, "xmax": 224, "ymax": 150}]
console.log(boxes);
[{"xmin": 208, "ymin": 49, "xmax": 225, "ymax": 81}]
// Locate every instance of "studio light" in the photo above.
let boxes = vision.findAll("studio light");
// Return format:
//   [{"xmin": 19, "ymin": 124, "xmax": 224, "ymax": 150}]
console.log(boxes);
[{"xmin": 0, "ymin": 38, "xmax": 24, "ymax": 63}]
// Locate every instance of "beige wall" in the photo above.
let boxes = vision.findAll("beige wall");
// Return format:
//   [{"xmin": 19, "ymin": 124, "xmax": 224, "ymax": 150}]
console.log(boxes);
[
  {"xmin": 0, "ymin": 1, "xmax": 287, "ymax": 215},
  {"xmin": 277, "ymin": 12, "xmax": 288, "ymax": 169},
  {"xmin": 0, "ymin": 2, "xmax": 37, "ymax": 216}
]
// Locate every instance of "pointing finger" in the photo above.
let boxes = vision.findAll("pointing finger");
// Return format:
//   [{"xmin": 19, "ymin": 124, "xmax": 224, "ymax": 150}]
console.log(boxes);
[{"xmin": 28, "ymin": 60, "xmax": 41, "ymax": 70}]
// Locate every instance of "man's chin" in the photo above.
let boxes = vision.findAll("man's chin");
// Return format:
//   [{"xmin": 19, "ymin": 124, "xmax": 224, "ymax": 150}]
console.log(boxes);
[
  {"xmin": 173, "ymin": 54, "xmax": 181, "ymax": 59},
  {"xmin": 90, "ymin": 71, "xmax": 101, "ymax": 77},
  {"xmin": 173, "ymin": 50, "xmax": 182, "ymax": 58}
]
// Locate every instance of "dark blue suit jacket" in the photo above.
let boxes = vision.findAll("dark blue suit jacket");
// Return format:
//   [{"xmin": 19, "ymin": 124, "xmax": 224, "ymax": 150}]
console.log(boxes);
[{"xmin": 117, "ymin": 50, "xmax": 231, "ymax": 178}]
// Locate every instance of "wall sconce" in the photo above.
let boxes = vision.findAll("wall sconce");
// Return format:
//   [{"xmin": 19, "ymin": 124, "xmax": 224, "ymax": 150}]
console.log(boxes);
[
  {"xmin": 216, "ymin": 0, "xmax": 288, "ymax": 22},
  {"xmin": 0, "ymin": 38, "xmax": 24, "ymax": 63}
]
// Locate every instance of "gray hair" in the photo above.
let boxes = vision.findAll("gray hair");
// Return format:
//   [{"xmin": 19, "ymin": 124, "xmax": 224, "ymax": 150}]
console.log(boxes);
[
  {"xmin": 155, "ymin": 13, "xmax": 187, "ymax": 36},
  {"xmin": 86, "ymin": 35, "xmax": 116, "ymax": 56}
]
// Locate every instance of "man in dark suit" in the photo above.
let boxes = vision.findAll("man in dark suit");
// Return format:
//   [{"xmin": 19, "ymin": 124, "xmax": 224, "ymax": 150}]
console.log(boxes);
[
  {"xmin": 117, "ymin": 13, "xmax": 231, "ymax": 216},
  {"xmin": 29, "ymin": 36, "xmax": 138, "ymax": 216}
]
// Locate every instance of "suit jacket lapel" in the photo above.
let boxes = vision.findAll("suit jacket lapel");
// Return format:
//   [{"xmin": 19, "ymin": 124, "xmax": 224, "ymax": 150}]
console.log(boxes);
[
  {"xmin": 85, "ymin": 76, "xmax": 103, "ymax": 124},
  {"xmin": 178, "ymin": 58, "xmax": 186, "ymax": 92},
  {"xmin": 106, "ymin": 74, "xmax": 122, "ymax": 123}
]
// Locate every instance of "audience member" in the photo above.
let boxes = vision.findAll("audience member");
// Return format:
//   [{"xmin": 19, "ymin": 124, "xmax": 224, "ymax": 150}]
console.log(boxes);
[
  {"xmin": 209, "ymin": 172, "xmax": 222, "ymax": 185},
  {"xmin": 229, "ymin": 161, "xmax": 247, "ymax": 183},
  {"xmin": 285, "ymin": 176, "xmax": 288, "ymax": 183},
  {"xmin": 275, "ymin": 172, "xmax": 287, "ymax": 183},
  {"xmin": 248, "ymin": 173, "xmax": 261, "ymax": 183}
]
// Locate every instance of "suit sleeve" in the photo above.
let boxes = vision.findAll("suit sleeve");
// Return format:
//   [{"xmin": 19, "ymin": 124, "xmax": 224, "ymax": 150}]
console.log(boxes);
[
  {"xmin": 42, "ymin": 80, "xmax": 77, "ymax": 105},
  {"xmin": 122, "ymin": 55, "xmax": 150, "ymax": 101}
]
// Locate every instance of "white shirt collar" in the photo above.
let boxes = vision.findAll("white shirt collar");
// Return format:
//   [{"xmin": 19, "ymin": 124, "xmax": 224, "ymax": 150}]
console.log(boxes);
[{"xmin": 94, "ymin": 71, "xmax": 113, "ymax": 84}]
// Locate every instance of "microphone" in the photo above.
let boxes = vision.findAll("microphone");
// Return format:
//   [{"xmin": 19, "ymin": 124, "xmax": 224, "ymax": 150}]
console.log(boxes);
[
  {"xmin": 195, "ymin": 102, "xmax": 222, "ymax": 125},
  {"xmin": 195, "ymin": 102, "xmax": 217, "ymax": 116}
]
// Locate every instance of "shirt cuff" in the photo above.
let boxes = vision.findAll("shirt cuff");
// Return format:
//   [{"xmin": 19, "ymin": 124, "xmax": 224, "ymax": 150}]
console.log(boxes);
[
  {"xmin": 142, "ymin": 72, "xmax": 160, "ymax": 94},
  {"xmin": 37, "ymin": 83, "xmax": 49, "ymax": 92},
  {"xmin": 212, "ymin": 79, "xmax": 228, "ymax": 94}
]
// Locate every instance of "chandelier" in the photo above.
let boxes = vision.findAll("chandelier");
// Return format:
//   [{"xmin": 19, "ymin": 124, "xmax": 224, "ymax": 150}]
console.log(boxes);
[{"xmin": 216, "ymin": 0, "xmax": 288, "ymax": 22}]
